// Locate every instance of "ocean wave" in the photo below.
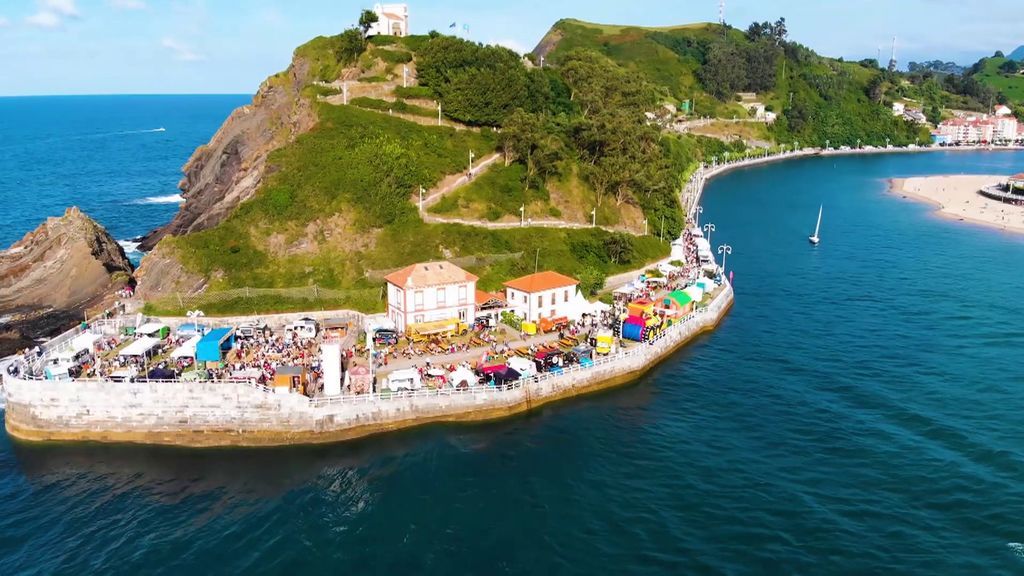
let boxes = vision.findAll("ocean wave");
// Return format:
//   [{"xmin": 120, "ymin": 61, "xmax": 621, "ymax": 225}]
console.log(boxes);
[
  {"xmin": 134, "ymin": 194, "xmax": 184, "ymax": 205},
  {"xmin": 116, "ymin": 127, "xmax": 166, "ymax": 135},
  {"xmin": 1009, "ymin": 543, "xmax": 1024, "ymax": 558},
  {"xmin": 118, "ymin": 240, "xmax": 141, "ymax": 254}
]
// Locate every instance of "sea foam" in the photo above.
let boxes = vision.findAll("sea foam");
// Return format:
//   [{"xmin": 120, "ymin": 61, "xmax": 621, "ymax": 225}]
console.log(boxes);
[{"xmin": 134, "ymin": 194, "xmax": 184, "ymax": 205}]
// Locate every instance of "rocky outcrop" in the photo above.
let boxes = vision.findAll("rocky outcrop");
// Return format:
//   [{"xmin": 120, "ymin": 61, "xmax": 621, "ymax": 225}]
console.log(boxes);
[
  {"xmin": 137, "ymin": 56, "xmax": 318, "ymax": 251},
  {"xmin": 132, "ymin": 241, "xmax": 205, "ymax": 302},
  {"xmin": 0, "ymin": 207, "xmax": 133, "ymax": 356}
]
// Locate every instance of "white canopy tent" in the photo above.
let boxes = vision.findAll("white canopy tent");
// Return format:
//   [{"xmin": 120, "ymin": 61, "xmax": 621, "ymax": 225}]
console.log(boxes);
[
  {"xmin": 170, "ymin": 335, "xmax": 202, "ymax": 359},
  {"xmin": 136, "ymin": 322, "xmax": 167, "ymax": 337},
  {"xmin": 683, "ymin": 285, "xmax": 704, "ymax": 303},
  {"xmin": 70, "ymin": 332, "xmax": 101, "ymax": 354},
  {"xmin": 119, "ymin": 336, "xmax": 160, "ymax": 357}
]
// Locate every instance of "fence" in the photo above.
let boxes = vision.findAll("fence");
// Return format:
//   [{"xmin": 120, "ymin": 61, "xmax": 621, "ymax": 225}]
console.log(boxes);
[{"xmin": 145, "ymin": 285, "xmax": 381, "ymax": 316}]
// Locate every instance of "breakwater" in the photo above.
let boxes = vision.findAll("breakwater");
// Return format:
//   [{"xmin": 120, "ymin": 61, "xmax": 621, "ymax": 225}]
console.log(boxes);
[{"xmin": 4, "ymin": 283, "xmax": 733, "ymax": 447}]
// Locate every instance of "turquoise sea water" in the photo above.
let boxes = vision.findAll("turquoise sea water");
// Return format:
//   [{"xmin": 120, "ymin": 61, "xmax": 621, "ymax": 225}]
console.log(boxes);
[{"xmin": 3, "ymin": 97, "xmax": 1024, "ymax": 574}]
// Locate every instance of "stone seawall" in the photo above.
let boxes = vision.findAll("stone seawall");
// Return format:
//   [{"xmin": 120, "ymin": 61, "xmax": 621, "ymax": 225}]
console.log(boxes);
[{"xmin": 5, "ymin": 286, "xmax": 733, "ymax": 447}]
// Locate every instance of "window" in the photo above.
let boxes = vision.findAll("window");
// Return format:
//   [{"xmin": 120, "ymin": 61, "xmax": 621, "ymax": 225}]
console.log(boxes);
[
  {"xmin": 522, "ymin": 294, "xmax": 527, "ymax": 304},
  {"xmin": 458, "ymin": 285, "xmax": 467, "ymax": 304},
  {"xmin": 414, "ymin": 291, "xmax": 424, "ymax": 311},
  {"xmin": 564, "ymin": 290, "xmax": 569, "ymax": 303},
  {"xmin": 458, "ymin": 309, "xmax": 467, "ymax": 321},
  {"xmin": 537, "ymin": 295, "xmax": 542, "ymax": 309},
  {"xmin": 414, "ymin": 315, "xmax": 424, "ymax": 324},
  {"xmin": 436, "ymin": 287, "xmax": 446, "ymax": 306}
]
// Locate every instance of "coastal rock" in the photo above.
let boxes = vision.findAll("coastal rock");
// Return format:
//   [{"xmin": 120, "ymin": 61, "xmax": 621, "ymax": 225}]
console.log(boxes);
[
  {"xmin": 0, "ymin": 207, "xmax": 132, "ymax": 355},
  {"xmin": 137, "ymin": 55, "xmax": 317, "ymax": 251},
  {"xmin": 132, "ymin": 241, "xmax": 205, "ymax": 302}
]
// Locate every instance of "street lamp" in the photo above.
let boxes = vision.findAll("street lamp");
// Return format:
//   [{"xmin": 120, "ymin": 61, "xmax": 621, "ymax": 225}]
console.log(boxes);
[
  {"xmin": 591, "ymin": 208, "xmax": 597, "ymax": 228},
  {"xmin": 469, "ymin": 150, "xmax": 475, "ymax": 174},
  {"xmin": 643, "ymin": 218, "xmax": 648, "ymax": 235},
  {"xmin": 856, "ymin": 138, "xmax": 861, "ymax": 149},
  {"xmin": 885, "ymin": 137, "xmax": 890, "ymax": 148},
  {"xmin": 717, "ymin": 244, "xmax": 732, "ymax": 276},
  {"xmin": 795, "ymin": 140, "xmax": 799, "ymax": 152},
  {"xmin": 703, "ymin": 222, "xmax": 716, "ymax": 246},
  {"xmin": 694, "ymin": 205, "xmax": 703, "ymax": 228},
  {"xmin": 419, "ymin": 185, "xmax": 425, "ymax": 212},
  {"xmin": 825, "ymin": 139, "xmax": 830, "ymax": 151},
  {"xmin": 520, "ymin": 205, "xmax": 525, "ymax": 227}
]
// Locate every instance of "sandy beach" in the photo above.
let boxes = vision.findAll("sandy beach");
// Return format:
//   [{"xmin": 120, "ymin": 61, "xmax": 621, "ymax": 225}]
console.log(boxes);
[{"xmin": 890, "ymin": 175, "xmax": 1024, "ymax": 234}]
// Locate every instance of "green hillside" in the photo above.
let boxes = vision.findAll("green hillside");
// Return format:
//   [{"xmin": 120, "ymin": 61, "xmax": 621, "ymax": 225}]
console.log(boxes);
[
  {"xmin": 975, "ymin": 56, "xmax": 1024, "ymax": 103},
  {"xmin": 535, "ymin": 18, "xmax": 929, "ymax": 147}
]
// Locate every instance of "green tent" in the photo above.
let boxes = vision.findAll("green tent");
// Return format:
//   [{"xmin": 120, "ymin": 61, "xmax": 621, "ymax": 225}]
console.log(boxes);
[{"xmin": 665, "ymin": 290, "xmax": 693, "ymax": 308}]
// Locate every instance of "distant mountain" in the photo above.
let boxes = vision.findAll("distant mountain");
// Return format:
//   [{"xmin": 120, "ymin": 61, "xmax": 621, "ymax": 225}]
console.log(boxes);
[
  {"xmin": 907, "ymin": 60, "xmax": 966, "ymax": 75},
  {"xmin": 1009, "ymin": 45, "xmax": 1024, "ymax": 62}
]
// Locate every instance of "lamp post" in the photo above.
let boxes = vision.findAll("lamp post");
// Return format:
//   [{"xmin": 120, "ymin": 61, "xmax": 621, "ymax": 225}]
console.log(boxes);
[
  {"xmin": 694, "ymin": 205, "xmax": 703, "ymax": 228},
  {"xmin": 591, "ymin": 208, "xmax": 597, "ymax": 228},
  {"xmin": 520, "ymin": 205, "xmax": 525, "ymax": 227},
  {"xmin": 469, "ymin": 150, "xmax": 475, "ymax": 174},
  {"xmin": 643, "ymin": 218, "xmax": 648, "ymax": 236},
  {"xmin": 795, "ymin": 140, "xmax": 799, "ymax": 152},
  {"xmin": 419, "ymin": 185, "xmax": 425, "ymax": 212},
  {"xmin": 403, "ymin": 65, "xmax": 409, "ymax": 88},
  {"xmin": 438, "ymin": 102, "xmax": 442, "ymax": 126},
  {"xmin": 825, "ymin": 139, "xmax": 830, "ymax": 151},
  {"xmin": 703, "ymin": 222, "xmax": 716, "ymax": 246},
  {"xmin": 717, "ymin": 244, "xmax": 732, "ymax": 276},
  {"xmin": 856, "ymin": 138, "xmax": 861, "ymax": 149},
  {"xmin": 885, "ymin": 137, "xmax": 890, "ymax": 148}
]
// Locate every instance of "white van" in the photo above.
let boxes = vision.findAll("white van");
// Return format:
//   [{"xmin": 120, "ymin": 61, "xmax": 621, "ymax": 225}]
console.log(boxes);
[{"xmin": 386, "ymin": 368, "xmax": 422, "ymax": 392}]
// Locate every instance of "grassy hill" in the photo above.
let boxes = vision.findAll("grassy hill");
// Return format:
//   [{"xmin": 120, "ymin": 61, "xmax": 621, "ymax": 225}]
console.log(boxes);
[
  {"xmin": 975, "ymin": 57, "xmax": 1024, "ymax": 103},
  {"xmin": 534, "ymin": 19, "xmax": 929, "ymax": 147}
]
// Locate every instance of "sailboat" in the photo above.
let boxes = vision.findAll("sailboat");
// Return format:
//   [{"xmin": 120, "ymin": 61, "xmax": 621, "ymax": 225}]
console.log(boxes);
[{"xmin": 808, "ymin": 205, "xmax": 822, "ymax": 245}]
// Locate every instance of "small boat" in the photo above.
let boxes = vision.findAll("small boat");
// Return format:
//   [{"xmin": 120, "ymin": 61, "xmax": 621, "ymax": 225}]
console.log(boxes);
[{"xmin": 808, "ymin": 204, "xmax": 822, "ymax": 245}]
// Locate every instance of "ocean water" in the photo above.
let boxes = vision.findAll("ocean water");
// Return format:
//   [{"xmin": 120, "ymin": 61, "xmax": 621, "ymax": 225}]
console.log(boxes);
[
  {"xmin": 2, "ymin": 112, "xmax": 1024, "ymax": 573},
  {"xmin": 0, "ymin": 95, "xmax": 250, "ymax": 260}
]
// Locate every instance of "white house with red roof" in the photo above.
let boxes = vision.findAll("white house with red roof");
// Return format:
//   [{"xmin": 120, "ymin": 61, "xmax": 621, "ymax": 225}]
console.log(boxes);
[
  {"xmin": 366, "ymin": 3, "xmax": 408, "ymax": 37},
  {"xmin": 384, "ymin": 261, "xmax": 476, "ymax": 333},
  {"xmin": 503, "ymin": 271, "xmax": 580, "ymax": 323}
]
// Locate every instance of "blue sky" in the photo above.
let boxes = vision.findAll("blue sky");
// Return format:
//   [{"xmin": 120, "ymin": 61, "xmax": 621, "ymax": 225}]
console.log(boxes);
[{"xmin": 0, "ymin": 0, "xmax": 1020, "ymax": 96}]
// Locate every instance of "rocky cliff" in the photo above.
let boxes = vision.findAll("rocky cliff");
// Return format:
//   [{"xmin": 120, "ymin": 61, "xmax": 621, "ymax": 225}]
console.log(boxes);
[
  {"xmin": 0, "ymin": 207, "xmax": 133, "ymax": 356},
  {"xmin": 137, "ymin": 56, "xmax": 318, "ymax": 251}
]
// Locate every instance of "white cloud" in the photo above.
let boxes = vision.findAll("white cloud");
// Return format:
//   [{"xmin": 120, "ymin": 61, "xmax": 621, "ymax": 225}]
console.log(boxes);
[
  {"xmin": 0, "ymin": 16, "xmax": 10, "ymax": 28},
  {"xmin": 24, "ymin": 0, "xmax": 80, "ymax": 28},
  {"xmin": 109, "ymin": 0, "xmax": 146, "ymax": 9},
  {"xmin": 25, "ymin": 11, "xmax": 61, "ymax": 28},
  {"xmin": 42, "ymin": 0, "xmax": 79, "ymax": 17},
  {"xmin": 161, "ymin": 37, "xmax": 204, "ymax": 62}
]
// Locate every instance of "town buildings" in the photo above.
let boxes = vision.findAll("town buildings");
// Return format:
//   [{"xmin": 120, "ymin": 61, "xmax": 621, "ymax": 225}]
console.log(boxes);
[
  {"xmin": 365, "ymin": 3, "xmax": 409, "ymax": 37},
  {"xmin": 504, "ymin": 271, "xmax": 580, "ymax": 323},
  {"xmin": 384, "ymin": 261, "xmax": 477, "ymax": 334},
  {"xmin": 935, "ymin": 107, "xmax": 1022, "ymax": 144}
]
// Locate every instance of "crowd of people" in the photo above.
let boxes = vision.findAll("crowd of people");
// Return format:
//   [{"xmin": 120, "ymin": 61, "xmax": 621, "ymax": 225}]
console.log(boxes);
[{"xmin": 229, "ymin": 333, "xmax": 323, "ymax": 393}]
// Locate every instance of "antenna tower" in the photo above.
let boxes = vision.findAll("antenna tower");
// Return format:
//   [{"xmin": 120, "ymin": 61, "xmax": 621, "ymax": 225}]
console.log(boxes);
[{"xmin": 719, "ymin": 0, "xmax": 725, "ymax": 25}]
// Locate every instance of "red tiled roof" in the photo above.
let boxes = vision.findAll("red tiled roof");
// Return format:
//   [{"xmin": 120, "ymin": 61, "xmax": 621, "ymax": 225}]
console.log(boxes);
[
  {"xmin": 384, "ymin": 261, "xmax": 478, "ymax": 289},
  {"xmin": 503, "ymin": 271, "xmax": 578, "ymax": 293},
  {"xmin": 475, "ymin": 290, "xmax": 506, "ymax": 306}
]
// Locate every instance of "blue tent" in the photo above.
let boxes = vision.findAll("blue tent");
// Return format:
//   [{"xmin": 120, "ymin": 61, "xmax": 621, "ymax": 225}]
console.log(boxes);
[{"xmin": 196, "ymin": 327, "xmax": 235, "ymax": 363}]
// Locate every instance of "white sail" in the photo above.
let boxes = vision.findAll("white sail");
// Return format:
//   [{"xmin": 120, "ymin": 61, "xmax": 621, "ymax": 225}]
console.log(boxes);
[{"xmin": 814, "ymin": 205, "xmax": 822, "ymax": 238}]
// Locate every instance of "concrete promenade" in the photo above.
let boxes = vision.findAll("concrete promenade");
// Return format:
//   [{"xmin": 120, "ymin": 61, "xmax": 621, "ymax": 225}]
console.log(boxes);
[{"xmin": 3, "ymin": 282, "xmax": 733, "ymax": 447}]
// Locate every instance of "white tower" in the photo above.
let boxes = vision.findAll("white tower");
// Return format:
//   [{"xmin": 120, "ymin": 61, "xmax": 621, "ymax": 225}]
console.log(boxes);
[{"xmin": 719, "ymin": 0, "xmax": 725, "ymax": 25}]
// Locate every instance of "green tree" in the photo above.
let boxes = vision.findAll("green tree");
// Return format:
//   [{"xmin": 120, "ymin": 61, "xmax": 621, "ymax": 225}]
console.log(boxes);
[
  {"xmin": 603, "ymin": 233, "xmax": 635, "ymax": 265},
  {"xmin": 577, "ymin": 266, "xmax": 607, "ymax": 296},
  {"xmin": 336, "ymin": 28, "xmax": 367, "ymax": 65},
  {"xmin": 699, "ymin": 41, "xmax": 747, "ymax": 99},
  {"xmin": 999, "ymin": 59, "xmax": 1020, "ymax": 74},
  {"xmin": 358, "ymin": 9, "xmax": 379, "ymax": 36},
  {"xmin": 498, "ymin": 110, "xmax": 564, "ymax": 189}
]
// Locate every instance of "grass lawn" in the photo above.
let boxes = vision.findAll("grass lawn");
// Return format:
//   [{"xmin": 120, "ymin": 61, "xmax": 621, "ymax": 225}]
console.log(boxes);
[{"xmin": 975, "ymin": 57, "xmax": 1024, "ymax": 103}]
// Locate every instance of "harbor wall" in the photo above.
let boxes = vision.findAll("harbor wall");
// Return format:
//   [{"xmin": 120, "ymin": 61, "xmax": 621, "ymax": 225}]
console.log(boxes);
[{"xmin": 4, "ymin": 285, "xmax": 733, "ymax": 447}]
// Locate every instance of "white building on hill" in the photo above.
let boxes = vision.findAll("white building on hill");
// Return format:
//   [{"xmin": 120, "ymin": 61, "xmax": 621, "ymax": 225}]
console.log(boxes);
[
  {"xmin": 366, "ymin": 3, "xmax": 409, "ymax": 37},
  {"xmin": 384, "ymin": 261, "xmax": 476, "ymax": 333}
]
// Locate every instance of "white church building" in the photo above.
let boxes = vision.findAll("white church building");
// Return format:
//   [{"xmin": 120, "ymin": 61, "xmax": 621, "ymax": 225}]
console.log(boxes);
[{"xmin": 366, "ymin": 3, "xmax": 409, "ymax": 37}]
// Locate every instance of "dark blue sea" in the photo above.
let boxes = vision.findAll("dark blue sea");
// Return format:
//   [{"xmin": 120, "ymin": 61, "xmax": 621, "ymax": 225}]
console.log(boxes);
[
  {"xmin": 3, "ymin": 96, "xmax": 1024, "ymax": 574},
  {"xmin": 0, "ymin": 95, "xmax": 250, "ymax": 261}
]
